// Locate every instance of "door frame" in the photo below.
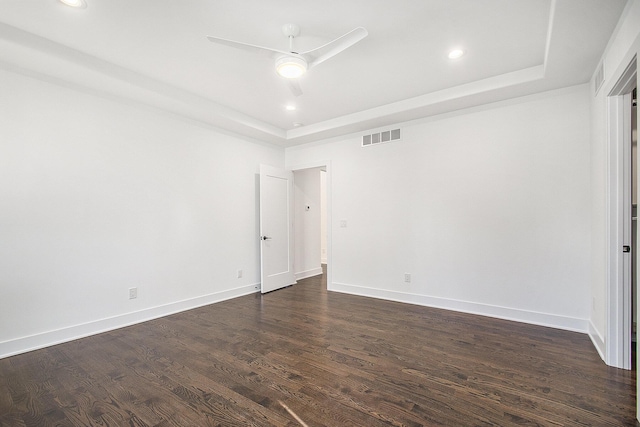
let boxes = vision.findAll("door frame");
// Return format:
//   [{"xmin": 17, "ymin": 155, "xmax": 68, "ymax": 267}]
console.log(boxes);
[
  {"xmin": 607, "ymin": 57, "xmax": 637, "ymax": 369},
  {"xmin": 289, "ymin": 160, "xmax": 332, "ymax": 289}
]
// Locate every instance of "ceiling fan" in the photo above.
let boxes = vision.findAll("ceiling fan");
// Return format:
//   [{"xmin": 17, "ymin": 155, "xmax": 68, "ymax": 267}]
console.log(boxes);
[{"xmin": 206, "ymin": 24, "xmax": 368, "ymax": 96}]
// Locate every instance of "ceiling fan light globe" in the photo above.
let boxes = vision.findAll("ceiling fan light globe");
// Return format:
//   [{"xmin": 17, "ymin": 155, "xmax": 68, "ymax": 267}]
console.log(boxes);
[{"xmin": 276, "ymin": 56, "xmax": 307, "ymax": 79}]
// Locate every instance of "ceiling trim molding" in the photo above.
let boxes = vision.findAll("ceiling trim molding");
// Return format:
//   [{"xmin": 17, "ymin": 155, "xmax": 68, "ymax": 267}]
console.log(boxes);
[
  {"xmin": 0, "ymin": 0, "xmax": 591, "ymax": 147},
  {"xmin": 543, "ymin": 0, "xmax": 557, "ymax": 73},
  {"xmin": 285, "ymin": 64, "xmax": 545, "ymax": 143},
  {"xmin": 0, "ymin": 22, "xmax": 286, "ymax": 142}
]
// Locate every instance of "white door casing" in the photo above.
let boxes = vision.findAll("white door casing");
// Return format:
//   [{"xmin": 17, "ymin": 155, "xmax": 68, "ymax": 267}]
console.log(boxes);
[
  {"xmin": 259, "ymin": 165, "xmax": 296, "ymax": 293},
  {"xmin": 606, "ymin": 59, "xmax": 636, "ymax": 370}
]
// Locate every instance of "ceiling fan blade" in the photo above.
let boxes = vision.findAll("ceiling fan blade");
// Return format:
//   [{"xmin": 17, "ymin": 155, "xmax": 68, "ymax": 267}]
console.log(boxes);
[
  {"xmin": 302, "ymin": 27, "xmax": 368, "ymax": 69},
  {"xmin": 285, "ymin": 79, "xmax": 303, "ymax": 97},
  {"xmin": 206, "ymin": 35, "xmax": 290, "ymax": 56}
]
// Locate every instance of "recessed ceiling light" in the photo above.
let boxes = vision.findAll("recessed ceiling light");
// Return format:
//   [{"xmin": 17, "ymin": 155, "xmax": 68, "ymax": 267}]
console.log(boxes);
[
  {"xmin": 448, "ymin": 49, "xmax": 465, "ymax": 60},
  {"xmin": 293, "ymin": 122, "xmax": 304, "ymax": 127},
  {"xmin": 59, "ymin": 0, "xmax": 87, "ymax": 8},
  {"xmin": 285, "ymin": 105, "xmax": 296, "ymax": 111}
]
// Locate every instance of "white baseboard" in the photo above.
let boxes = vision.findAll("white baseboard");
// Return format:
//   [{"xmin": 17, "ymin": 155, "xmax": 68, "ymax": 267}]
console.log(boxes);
[
  {"xmin": 330, "ymin": 282, "xmax": 589, "ymax": 333},
  {"xmin": 295, "ymin": 267, "xmax": 323, "ymax": 281},
  {"xmin": 0, "ymin": 283, "xmax": 259, "ymax": 359},
  {"xmin": 588, "ymin": 320, "xmax": 606, "ymax": 362}
]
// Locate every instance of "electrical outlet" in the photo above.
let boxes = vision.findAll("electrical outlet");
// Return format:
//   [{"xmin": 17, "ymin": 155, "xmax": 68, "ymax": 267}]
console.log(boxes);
[
  {"xmin": 404, "ymin": 273, "xmax": 411, "ymax": 283},
  {"xmin": 237, "ymin": 269, "xmax": 243, "ymax": 279},
  {"xmin": 129, "ymin": 287, "xmax": 137, "ymax": 299}
]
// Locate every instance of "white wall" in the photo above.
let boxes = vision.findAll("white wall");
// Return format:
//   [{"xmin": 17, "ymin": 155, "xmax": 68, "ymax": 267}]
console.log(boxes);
[
  {"xmin": 287, "ymin": 85, "xmax": 591, "ymax": 332},
  {"xmin": 0, "ymin": 69, "xmax": 284, "ymax": 358},
  {"xmin": 293, "ymin": 168, "xmax": 323, "ymax": 279},
  {"xmin": 588, "ymin": 0, "xmax": 640, "ymax": 359}
]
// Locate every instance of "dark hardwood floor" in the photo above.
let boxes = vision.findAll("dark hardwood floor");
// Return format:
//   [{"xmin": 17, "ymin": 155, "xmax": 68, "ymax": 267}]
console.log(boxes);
[{"xmin": 0, "ymin": 270, "xmax": 637, "ymax": 426}]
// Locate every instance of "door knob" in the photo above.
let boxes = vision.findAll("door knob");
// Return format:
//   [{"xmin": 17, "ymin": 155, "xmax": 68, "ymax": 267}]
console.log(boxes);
[
  {"xmin": 623, "ymin": 245, "xmax": 631, "ymax": 252},
  {"xmin": 261, "ymin": 236, "xmax": 272, "ymax": 241}
]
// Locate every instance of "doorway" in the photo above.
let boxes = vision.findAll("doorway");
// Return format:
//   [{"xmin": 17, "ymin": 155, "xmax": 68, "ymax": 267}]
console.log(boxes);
[{"xmin": 291, "ymin": 162, "xmax": 331, "ymax": 287}]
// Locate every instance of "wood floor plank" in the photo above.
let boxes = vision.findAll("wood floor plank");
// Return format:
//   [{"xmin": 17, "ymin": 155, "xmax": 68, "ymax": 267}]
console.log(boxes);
[{"xmin": 0, "ymin": 269, "xmax": 637, "ymax": 426}]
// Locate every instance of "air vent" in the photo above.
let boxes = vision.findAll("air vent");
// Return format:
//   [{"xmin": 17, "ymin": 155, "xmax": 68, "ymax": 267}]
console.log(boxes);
[
  {"xmin": 362, "ymin": 128, "xmax": 401, "ymax": 147},
  {"xmin": 594, "ymin": 62, "xmax": 605, "ymax": 95}
]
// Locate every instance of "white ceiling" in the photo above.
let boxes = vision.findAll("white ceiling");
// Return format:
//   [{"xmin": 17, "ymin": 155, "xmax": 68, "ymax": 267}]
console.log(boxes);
[{"xmin": 0, "ymin": 0, "xmax": 628, "ymax": 146}]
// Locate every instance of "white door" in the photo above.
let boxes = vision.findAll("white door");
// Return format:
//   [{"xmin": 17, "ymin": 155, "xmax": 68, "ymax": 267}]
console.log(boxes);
[{"xmin": 260, "ymin": 165, "xmax": 296, "ymax": 293}]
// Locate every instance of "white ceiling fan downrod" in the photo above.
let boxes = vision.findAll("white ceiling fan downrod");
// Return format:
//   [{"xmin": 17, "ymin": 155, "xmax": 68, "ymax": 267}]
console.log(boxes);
[
  {"xmin": 281, "ymin": 23, "xmax": 301, "ymax": 53},
  {"xmin": 276, "ymin": 24, "xmax": 307, "ymax": 78}
]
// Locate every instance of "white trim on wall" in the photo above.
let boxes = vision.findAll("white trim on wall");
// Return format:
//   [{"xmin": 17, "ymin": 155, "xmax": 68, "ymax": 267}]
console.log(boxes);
[
  {"xmin": 0, "ymin": 283, "xmax": 259, "ymax": 359},
  {"xmin": 332, "ymin": 282, "xmax": 589, "ymax": 333},
  {"xmin": 295, "ymin": 268, "xmax": 324, "ymax": 281},
  {"xmin": 589, "ymin": 320, "xmax": 606, "ymax": 362}
]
